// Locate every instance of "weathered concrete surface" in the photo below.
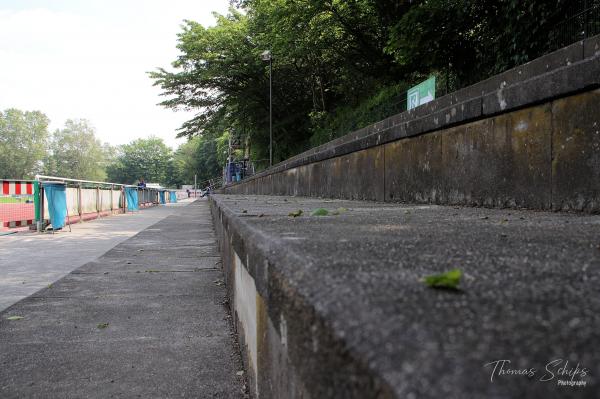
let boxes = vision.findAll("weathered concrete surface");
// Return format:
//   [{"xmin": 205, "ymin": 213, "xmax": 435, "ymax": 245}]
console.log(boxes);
[
  {"xmin": 385, "ymin": 131, "xmax": 443, "ymax": 204},
  {"xmin": 0, "ymin": 200, "xmax": 246, "ymax": 399},
  {"xmin": 440, "ymin": 104, "xmax": 552, "ymax": 208},
  {"xmin": 210, "ymin": 194, "xmax": 600, "ymax": 399},
  {"xmin": 0, "ymin": 199, "xmax": 195, "ymax": 312},
  {"xmin": 224, "ymin": 88, "xmax": 599, "ymax": 213},
  {"xmin": 552, "ymin": 89, "xmax": 600, "ymax": 212}
]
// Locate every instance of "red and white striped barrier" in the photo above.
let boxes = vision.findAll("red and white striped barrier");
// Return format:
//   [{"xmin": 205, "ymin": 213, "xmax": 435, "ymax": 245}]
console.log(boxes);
[
  {"xmin": 3, "ymin": 219, "xmax": 33, "ymax": 228},
  {"xmin": 2, "ymin": 181, "xmax": 33, "ymax": 195}
]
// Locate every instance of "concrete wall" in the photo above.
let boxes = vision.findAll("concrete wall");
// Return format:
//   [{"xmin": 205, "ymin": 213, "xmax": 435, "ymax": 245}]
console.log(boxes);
[
  {"xmin": 210, "ymin": 199, "xmax": 386, "ymax": 399},
  {"xmin": 221, "ymin": 36, "xmax": 600, "ymax": 213}
]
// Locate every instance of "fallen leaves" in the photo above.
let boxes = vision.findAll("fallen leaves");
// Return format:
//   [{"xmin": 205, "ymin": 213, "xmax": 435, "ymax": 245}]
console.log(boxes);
[
  {"xmin": 423, "ymin": 269, "xmax": 462, "ymax": 290},
  {"xmin": 311, "ymin": 208, "xmax": 329, "ymax": 216},
  {"xmin": 6, "ymin": 316, "xmax": 24, "ymax": 321},
  {"xmin": 97, "ymin": 322, "xmax": 109, "ymax": 329},
  {"xmin": 288, "ymin": 210, "xmax": 303, "ymax": 217}
]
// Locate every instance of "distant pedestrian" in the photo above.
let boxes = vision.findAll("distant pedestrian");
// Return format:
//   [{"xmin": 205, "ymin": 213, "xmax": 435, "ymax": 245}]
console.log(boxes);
[
  {"xmin": 186, "ymin": 189, "xmax": 191, "ymax": 198},
  {"xmin": 137, "ymin": 178, "xmax": 146, "ymax": 188}
]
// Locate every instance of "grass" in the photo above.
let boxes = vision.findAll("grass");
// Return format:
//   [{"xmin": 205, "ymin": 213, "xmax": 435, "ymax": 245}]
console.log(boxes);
[{"xmin": 0, "ymin": 196, "xmax": 33, "ymax": 204}]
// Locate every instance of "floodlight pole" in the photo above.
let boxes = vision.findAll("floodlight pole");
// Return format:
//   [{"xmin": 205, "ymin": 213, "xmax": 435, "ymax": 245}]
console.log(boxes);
[
  {"xmin": 269, "ymin": 56, "xmax": 272, "ymax": 167},
  {"xmin": 261, "ymin": 50, "xmax": 273, "ymax": 167}
]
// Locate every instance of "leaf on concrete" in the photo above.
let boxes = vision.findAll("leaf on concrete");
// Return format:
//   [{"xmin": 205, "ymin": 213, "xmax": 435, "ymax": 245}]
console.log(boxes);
[
  {"xmin": 288, "ymin": 210, "xmax": 303, "ymax": 217},
  {"xmin": 97, "ymin": 322, "xmax": 109, "ymax": 329},
  {"xmin": 6, "ymin": 316, "xmax": 24, "ymax": 321},
  {"xmin": 311, "ymin": 208, "xmax": 329, "ymax": 216},
  {"xmin": 423, "ymin": 269, "xmax": 462, "ymax": 290}
]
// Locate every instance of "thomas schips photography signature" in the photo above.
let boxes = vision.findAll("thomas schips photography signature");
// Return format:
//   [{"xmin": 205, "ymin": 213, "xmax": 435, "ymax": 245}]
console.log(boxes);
[{"xmin": 484, "ymin": 359, "xmax": 590, "ymax": 387}]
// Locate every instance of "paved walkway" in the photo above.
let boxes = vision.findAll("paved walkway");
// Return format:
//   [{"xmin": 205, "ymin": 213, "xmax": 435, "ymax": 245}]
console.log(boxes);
[
  {"xmin": 0, "ymin": 199, "xmax": 244, "ymax": 398},
  {"xmin": 0, "ymin": 199, "xmax": 193, "ymax": 311}
]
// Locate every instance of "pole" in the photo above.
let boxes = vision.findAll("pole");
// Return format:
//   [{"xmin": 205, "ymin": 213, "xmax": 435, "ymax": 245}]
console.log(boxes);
[
  {"xmin": 34, "ymin": 180, "xmax": 41, "ymax": 232},
  {"xmin": 269, "ymin": 57, "xmax": 273, "ymax": 167},
  {"xmin": 584, "ymin": 0, "xmax": 588, "ymax": 39},
  {"xmin": 78, "ymin": 184, "xmax": 82, "ymax": 223},
  {"xmin": 40, "ymin": 184, "xmax": 45, "ymax": 232},
  {"xmin": 194, "ymin": 174, "xmax": 197, "ymax": 198}
]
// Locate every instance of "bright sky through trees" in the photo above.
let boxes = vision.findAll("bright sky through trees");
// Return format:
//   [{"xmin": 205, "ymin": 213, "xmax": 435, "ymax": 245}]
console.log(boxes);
[{"xmin": 0, "ymin": 0, "xmax": 229, "ymax": 149}]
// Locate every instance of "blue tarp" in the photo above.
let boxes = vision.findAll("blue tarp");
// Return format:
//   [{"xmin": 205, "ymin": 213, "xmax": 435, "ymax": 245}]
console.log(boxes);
[
  {"xmin": 125, "ymin": 187, "xmax": 139, "ymax": 211},
  {"xmin": 169, "ymin": 191, "xmax": 177, "ymax": 203},
  {"xmin": 159, "ymin": 191, "xmax": 166, "ymax": 204},
  {"xmin": 44, "ymin": 183, "xmax": 67, "ymax": 229}
]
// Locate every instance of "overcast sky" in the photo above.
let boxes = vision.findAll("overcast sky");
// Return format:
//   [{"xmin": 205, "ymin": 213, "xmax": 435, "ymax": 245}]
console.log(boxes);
[{"xmin": 0, "ymin": 0, "xmax": 230, "ymax": 149}]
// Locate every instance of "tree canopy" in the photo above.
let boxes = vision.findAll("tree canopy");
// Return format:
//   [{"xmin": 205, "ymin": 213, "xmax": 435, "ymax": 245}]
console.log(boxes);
[
  {"xmin": 0, "ymin": 109, "xmax": 49, "ymax": 179},
  {"xmin": 106, "ymin": 137, "xmax": 173, "ymax": 185},
  {"xmin": 45, "ymin": 119, "xmax": 109, "ymax": 181},
  {"xmin": 151, "ymin": 0, "xmax": 575, "ymax": 168}
]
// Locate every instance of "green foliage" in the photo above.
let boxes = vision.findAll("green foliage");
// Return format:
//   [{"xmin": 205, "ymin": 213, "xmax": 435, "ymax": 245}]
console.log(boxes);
[
  {"xmin": 387, "ymin": 0, "xmax": 571, "ymax": 87},
  {"xmin": 45, "ymin": 119, "xmax": 109, "ymax": 181},
  {"xmin": 152, "ymin": 0, "xmax": 575, "ymax": 165},
  {"xmin": 106, "ymin": 137, "xmax": 173, "ymax": 185},
  {"xmin": 151, "ymin": 1, "xmax": 405, "ymax": 163},
  {"xmin": 0, "ymin": 109, "xmax": 49, "ymax": 179},
  {"xmin": 311, "ymin": 208, "xmax": 329, "ymax": 216},
  {"xmin": 169, "ymin": 134, "xmax": 224, "ymax": 187},
  {"xmin": 423, "ymin": 268, "xmax": 462, "ymax": 290},
  {"xmin": 309, "ymin": 83, "xmax": 408, "ymax": 147}
]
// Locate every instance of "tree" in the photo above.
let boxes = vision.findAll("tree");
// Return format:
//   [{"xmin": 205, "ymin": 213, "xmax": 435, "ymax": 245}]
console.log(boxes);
[
  {"xmin": 0, "ymin": 109, "xmax": 49, "ymax": 179},
  {"xmin": 107, "ymin": 137, "xmax": 173, "ymax": 185},
  {"xmin": 45, "ymin": 119, "xmax": 108, "ymax": 181},
  {"xmin": 152, "ymin": 0, "xmax": 581, "ymax": 163},
  {"xmin": 386, "ymin": 0, "xmax": 572, "ymax": 88},
  {"xmin": 169, "ymin": 134, "xmax": 226, "ymax": 188}
]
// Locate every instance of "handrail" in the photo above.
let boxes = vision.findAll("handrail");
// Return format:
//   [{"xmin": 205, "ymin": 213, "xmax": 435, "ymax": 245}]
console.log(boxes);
[{"xmin": 35, "ymin": 174, "xmax": 131, "ymax": 187}]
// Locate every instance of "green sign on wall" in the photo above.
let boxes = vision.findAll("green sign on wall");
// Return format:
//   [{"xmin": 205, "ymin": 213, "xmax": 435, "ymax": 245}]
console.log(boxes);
[{"xmin": 407, "ymin": 76, "xmax": 436, "ymax": 110}]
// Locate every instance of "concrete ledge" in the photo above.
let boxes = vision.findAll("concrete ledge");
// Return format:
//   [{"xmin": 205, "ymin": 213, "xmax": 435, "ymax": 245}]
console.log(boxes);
[
  {"xmin": 223, "ymin": 37, "xmax": 600, "ymax": 212},
  {"xmin": 210, "ymin": 194, "xmax": 600, "ymax": 398},
  {"xmin": 225, "ymin": 88, "xmax": 600, "ymax": 212}
]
